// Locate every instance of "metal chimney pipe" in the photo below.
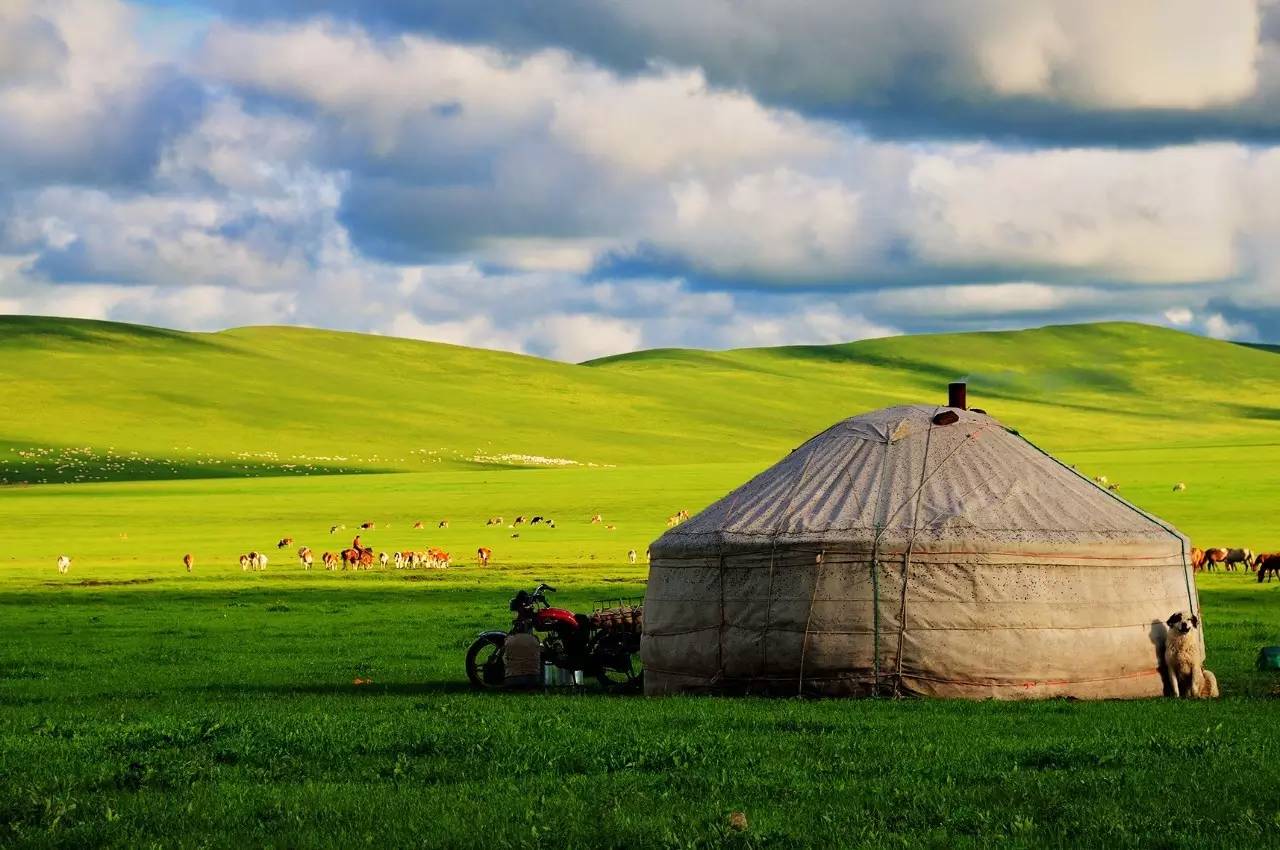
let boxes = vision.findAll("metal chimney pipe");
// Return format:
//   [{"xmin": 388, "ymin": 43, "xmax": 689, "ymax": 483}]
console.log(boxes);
[{"xmin": 948, "ymin": 382, "xmax": 967, "ymax": 410}]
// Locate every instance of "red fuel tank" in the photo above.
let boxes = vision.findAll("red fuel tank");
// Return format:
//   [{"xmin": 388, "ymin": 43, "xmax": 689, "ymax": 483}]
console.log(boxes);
[{"xmin": 535, "ymin": 607, "xmax": 579, "ymax": 632}]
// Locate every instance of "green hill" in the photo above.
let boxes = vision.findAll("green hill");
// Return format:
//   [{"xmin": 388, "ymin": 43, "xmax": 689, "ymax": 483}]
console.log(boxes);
[{"xmin": 1, "ymin": 315, "xmax": 1277, "ymax": 485}]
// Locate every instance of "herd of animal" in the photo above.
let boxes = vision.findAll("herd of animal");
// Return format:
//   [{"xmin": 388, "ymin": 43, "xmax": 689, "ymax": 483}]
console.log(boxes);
[
  {"xmin": 1189, "ymin": 546, "xmax": 1280, "ymax": 580},
  {"xmin": 51, "ymin": 509, "xmax": 677, "ymax": 575}
]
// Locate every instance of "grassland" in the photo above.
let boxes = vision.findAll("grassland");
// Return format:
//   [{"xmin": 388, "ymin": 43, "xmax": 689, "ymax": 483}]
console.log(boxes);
[{"xmin": 2, "ymin": 316, "xmax": 1280, "ymax": 848}]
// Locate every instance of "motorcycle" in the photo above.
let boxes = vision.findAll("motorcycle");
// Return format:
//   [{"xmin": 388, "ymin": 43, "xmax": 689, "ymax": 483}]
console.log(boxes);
[{"xmin": 465, "ymin": 583, "xmax": 643, "ymax": 693}]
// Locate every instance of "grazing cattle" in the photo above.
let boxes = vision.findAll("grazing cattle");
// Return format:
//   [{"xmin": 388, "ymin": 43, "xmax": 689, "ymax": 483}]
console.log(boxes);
[
  {"xmin": 590, "ymin": 513, "xmax": 603, "ymax": 524},
  {"xmin": 546, "ymin": 520, "xmax": 555, "ymax": 528},
  {"xmin": 1092, "ymin": 475, "xmax": 1108, "ymax": 485},
  {"xmin": 1256, "ymin": 554, "xmax": 1280, "ymax": 582},
  {"xmin": 428, "ymin": 547, "xmax": 450, "ymax": 568},
  {"xmin": 1107, "ymin": 483, "xmax": 1120, "ymax": 492},
  {"xmin": 360, "ymin": 522, "xmax": 376, "ymax": 530},
  {"xmin": 1225, "ymin": 548, "xmax": 1255, "ymax": 572},
  {"xmin": 276, "ymin": 537, "xmax": 293, "ymax": 549},
  {"xmin": 298, "ymin": 547, "xmax": 314, "ymax": 570},
  {"xmin": 329, "ymin": 525, "xmax": 341, "ymax": 535},
  {"xmin": 341, "ymin": 548, "xmax": 359, "ymax": 570},
  {"xmin": 511, "ymin": 533, "xmax": 520, "ymax": 539},
  {"xmin": 56, "ymin": 555, "xmax": 71, "ymax": 574},
  {"xmin": 379, "ymin": 551, "xmax": 389, "ymax": 568},
  {"xmin": 477, "ymin": 547, "xmax": 492, "ymax": 566},
  {"xmin": 1173, "ymin": 482, "xmax": 1187, "ymax": 492},
  {"xmin": 394, "ymin": 551, "xmax": 404, "ymax": 569},
  {"xmin": 486, "ymin": 516, "xmax": 503, "ymax": 526},
  {"xmin": 628, "ymin": 549, "xmax": 637, "ymax": 564},
  {"xmin": 358, "ymin": 548, "xmax": 374, "ymax": 569},
  {"xmin": 606, "ymin": 524, "xmax": 616, "ymax": 531},
  {"xmin": 666, "ymin": 509, "xmax": 691, "ymax": 527},
  {"xmin": 513, "ymin": 515, "xmax": 526, "ymax": 525},
  {"xmin": 412, "ymin": 521, "xmax": 424, "ymax": 529},
  {"xmin": 531, "ymin": 516, "xmax": 544, "ymax": 524},
  {"xmin": 255, "ymin": 552, "xmax": 268, "ymax": 571},
  {"xmin": 438, "ymin": 520, "xmax": 449, "ymax": 529},
  {"xmin": 239, "ymin": 554, "xmax": 251, "ymax": 571},
  {"xmin": 399, "ymin": 550, "xmax": 419, "ymax": 568},
  {"xmin": 1203, "ymin": 548, "xmax": 1228, "ymax": 572},
  {"xmin": 183, "ymin": 553, "xmax": 194, "ymax": 573},
  {"xmin": 1190, "ymin": 547, "xmax": 1206, "ymax": 572},
  {"xmin": 322, "ymin": 551, "xmax": 337, "ymax": 570}
]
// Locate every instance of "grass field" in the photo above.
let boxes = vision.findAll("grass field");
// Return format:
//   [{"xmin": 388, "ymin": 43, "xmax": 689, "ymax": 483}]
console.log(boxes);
[{"xmin": 3, "ymin": 316, "xmax": 1280, "ymax": 848}]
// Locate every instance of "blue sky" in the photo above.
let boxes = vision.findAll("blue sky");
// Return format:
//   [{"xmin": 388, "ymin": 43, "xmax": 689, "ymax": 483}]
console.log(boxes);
[{"xmin": 1, "ymin": 0, "xmax": 1278, "ymax": 359}]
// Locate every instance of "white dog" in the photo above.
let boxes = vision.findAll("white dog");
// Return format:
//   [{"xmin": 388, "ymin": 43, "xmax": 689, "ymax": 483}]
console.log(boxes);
[{"xmin": 1164, "ymin": 611, "xmax": 1219, "ymax": 699}]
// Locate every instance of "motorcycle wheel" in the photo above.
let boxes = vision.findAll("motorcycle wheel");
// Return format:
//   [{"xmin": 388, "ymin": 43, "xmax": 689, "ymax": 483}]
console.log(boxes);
[
  {"xmin": 594, "ymin": 645, "xmax": 643, "ymax": 694},
  {"xmin": 465, "ymin": 634, "xmax": 507, "ymax": 689}
]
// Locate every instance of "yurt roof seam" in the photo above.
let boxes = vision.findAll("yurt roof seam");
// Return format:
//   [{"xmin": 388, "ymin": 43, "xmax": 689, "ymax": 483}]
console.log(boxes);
[{"xmin": 1006, "ymin": 427, "xmax": 1196, "ymax": 615}]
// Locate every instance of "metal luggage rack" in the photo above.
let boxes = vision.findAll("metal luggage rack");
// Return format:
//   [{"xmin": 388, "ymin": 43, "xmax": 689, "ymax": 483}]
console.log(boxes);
[{"xmin": 590, "ymin": 597, "xmax": 644, "ymax": 632}]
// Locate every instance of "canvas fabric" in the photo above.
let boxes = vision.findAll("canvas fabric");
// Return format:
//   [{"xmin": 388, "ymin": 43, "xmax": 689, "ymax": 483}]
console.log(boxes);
[{"xmin": 641, "ymin": 405, "xmax": 1196, "ymax": 699}]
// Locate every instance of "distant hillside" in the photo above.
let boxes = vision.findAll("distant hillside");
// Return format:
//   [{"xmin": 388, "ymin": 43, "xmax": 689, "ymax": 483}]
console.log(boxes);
[{"xmin": 1, "ymin": 316, "xmax": 1277, "ymax": 483}]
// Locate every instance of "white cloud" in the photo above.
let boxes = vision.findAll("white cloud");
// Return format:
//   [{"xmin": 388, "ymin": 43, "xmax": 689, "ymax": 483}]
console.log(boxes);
[{"xmin": 1164, "ymin": 307, "xmax": 1194, "ymax": 326}]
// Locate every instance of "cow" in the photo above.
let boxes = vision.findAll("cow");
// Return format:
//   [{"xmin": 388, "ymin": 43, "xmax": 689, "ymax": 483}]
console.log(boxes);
[
  {"xmin": 1106, "ymin": 483, "xmax": 1120, "ymax": 492},
  {"xmin": 1257, "ymin": 554, "xmax": 1280, "ymax": 582},
  {"xmin": 56, "ymin": 555, "xmax": 71, "ymax": 574},
  {"xmin": 429, "ymin": 548, "xmax": 450, "ymax": 568},
  {"xmin": 590, "ymin": 513, "xmax": 603, "ymax": 524},
  {"xmin": 360, "ymin": 522, "xmax": 376, "ymax": 530},
  {"xmin": 531, "ymin": 516, "xmax": 544, "ymax": 524},
  {"xmin": 1173, "ymin": 482, "xmax": 1187, "ymax": 492},
  {"xmin": 329, "ymin": 525, "xmax": 342, "ymax": 535},
  {"xmin": 183, "ymin": 553, "xmax": 194, "ymax": 573},
  {"xmin": 394, "ymin": 551, "xmax": 404, "ymax": 569},
  {"xmin": 412, "ymin": 521, "xmax": 424, "ymax": 529},
  {"xmin": 400, "ymin": 550, "xmax": 418, "ymax": 568},
  {"xmin": 298, "ymin": 546, "xmax": 314, "ymax": 570},
  {"xmin": 1203, "ymin": 548, "xmax": 1228, "ymax": 572},
  {"xmin": 628, "ymin": 549, "xmax": 637, "ymax": 564},
  {"xmin": 240, "ymin": 554, "xmax": 251, "ymax": 571},
  {"xmin": 438, "ymin": 520, "xmax": 449, "ymax": 529},
  {"xmin": 486, "ymin": 516, "xmax": 503, "ymax": 526},
  {"xmin": 1190, "ymin": 547, "xmax": 1206, "ymax": 572},
  {"xmin": 1225, "ymin": 548, "xmax": 1255, "ymax": 572},
  {"xmin": 477, "ymin": 547, "xmax": 492, "ymax": 566},
  {"xmin": 379, "ymin": 551, "xmax": 389, "ymax": 568},
  {"xmin": 513, "ymin": 516, "xmax": 527, "ymax": 525},
  {"xmin": 606, "ymin": 524, "xmax": 617, "ymax": 531},
  {"xmin": 276, "ymin": 537, "xmax": 293, "ymax": 549},
  {"xmin": 341, "ymin": 548, "xmax": 359, "ymax": 570},
  {"xmin": 322, "ymin": 551, "xmax": 338, "ymax": 570}
]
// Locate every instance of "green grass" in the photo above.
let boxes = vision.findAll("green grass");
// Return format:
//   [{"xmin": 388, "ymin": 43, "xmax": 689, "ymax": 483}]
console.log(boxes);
[{"xmin": 3, "ymin": 316, "xmax": 1280, "ymax": 847}]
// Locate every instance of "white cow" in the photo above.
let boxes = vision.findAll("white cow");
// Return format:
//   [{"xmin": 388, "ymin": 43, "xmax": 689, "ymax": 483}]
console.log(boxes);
[
  {"xmin": 56, "ymin": 555, "xmax": 71, "ymax": 574},
  {"xmin": 628, "ymin": 549, "xmax": 637, "ymax": 564},
  {"xmin": 379, "ymin": 551, "xmax": 389, "ymax": 568}
]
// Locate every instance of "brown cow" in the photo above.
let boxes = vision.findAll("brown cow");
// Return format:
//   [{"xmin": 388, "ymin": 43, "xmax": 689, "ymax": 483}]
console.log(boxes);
[
  {"xmin": 276, "ymin": 537, "xmax": 293, "ymax": 549},
  {"xmin": 298, "ymin": 546, "xmax": 314, "ymax": 570},
  {"xmin": 412, "ymin": 521, "xmax": 424, "ymax": 529},
  {"xmin": 322, "ymin": 551, "xmax": 337, "ymax": 570},
  {"xmin": 182, "ymin": 553, "xmax": 194, "ymax": 573},
  {"xmin": 360, "ymin": 522, "xmax": 376, "ymax": 530},
  {"xmin": 1256, "ymin": 553, "xmax": 1280, "ymax": 583},
  {"xmin": 1203, "ymin": 548, "xmax": 1228, "ymax": 572},
  {"xmin": 1190, "ymin": 547, "xmax": 1206, "ymax": 572},
  {"xmin": 476, "ymin": 547, "xmax": 492, "ymax": 566}
]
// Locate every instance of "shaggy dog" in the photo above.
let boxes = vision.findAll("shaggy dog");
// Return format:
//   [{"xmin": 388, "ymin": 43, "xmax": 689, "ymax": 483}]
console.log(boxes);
[{"xmin": 1164, "ymin": 611, "xmax": 1219, "ymax": 699}]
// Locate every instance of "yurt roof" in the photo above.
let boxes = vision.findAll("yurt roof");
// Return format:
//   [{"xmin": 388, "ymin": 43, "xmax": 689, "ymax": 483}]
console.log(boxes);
[{"xmin": 652, "ymin": 405, "xmax": 1186, "ymax": 557}]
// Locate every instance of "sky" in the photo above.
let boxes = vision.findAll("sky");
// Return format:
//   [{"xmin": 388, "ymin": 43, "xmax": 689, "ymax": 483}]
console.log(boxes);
[{"xmin": 2, "ymin": 1, "xmax": 1280, "ymax": 360}]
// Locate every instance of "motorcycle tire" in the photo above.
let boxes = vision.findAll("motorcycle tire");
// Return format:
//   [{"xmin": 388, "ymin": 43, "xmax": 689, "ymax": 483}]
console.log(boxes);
[
  {"xmin": 465, "ymin": 633, "xmax": 507, "ymax": 689},
  {"xmin": 594, "ymin": 646, "xmax": 643, "ymax": 694}
]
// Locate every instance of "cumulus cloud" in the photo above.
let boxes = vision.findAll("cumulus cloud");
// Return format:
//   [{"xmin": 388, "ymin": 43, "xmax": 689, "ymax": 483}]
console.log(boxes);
[
  {"xmin": 2, "ymin": 1, "xmax": 1280, "ymax": 355},
  {"xmin": 194, "ymin": 0, "xmax": 1273, "ymax": 144},
  {"xmin": 0, "ymin": 0, "xmax": 203, "ymax": 187}
]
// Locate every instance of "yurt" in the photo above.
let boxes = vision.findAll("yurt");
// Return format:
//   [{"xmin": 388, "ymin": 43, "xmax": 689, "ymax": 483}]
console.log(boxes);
[{"xmin": 641, "ymin": 390, "xmax": 1197, "ymax": 699}]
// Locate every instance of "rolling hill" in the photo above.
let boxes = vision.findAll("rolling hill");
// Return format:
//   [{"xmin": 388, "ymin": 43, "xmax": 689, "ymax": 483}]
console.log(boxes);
[{"xmin": 1, "ymin": 315, "xmax": 1278, "ymax": 485}]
